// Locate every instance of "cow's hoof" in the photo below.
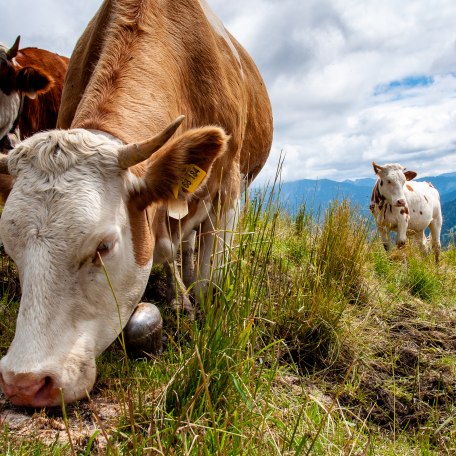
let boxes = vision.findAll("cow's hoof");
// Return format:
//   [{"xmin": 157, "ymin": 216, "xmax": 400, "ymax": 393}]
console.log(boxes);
[
  {"xmin": 170, "ymin": 296, "xmax": 195, "ymax": 320},
  {"xmin": 124, "ymin": 302, "xmax": 163, "ymax": 358}
]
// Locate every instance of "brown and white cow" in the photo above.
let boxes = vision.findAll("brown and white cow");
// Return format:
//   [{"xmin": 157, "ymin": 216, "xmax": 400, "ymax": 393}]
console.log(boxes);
[
  {"xmin": 0, "ymin": 36, "xmax": 69, "ymax": 151},
  {"xmin": 370, "ymin": 162, "xmax": 442, "ymax": 260},
  {"xmin": 0, "ymin": 0, "xmax": 272, "ymax": 407}
]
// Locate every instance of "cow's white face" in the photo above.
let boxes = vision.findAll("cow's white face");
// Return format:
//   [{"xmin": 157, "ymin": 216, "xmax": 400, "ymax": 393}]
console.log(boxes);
[
  {"xmin": 373, "ymin": 163, "xmax": 410, "ymax": 208},
  {"xmin": 0, "ymin": 43, "xmax": 20, "ymax": 141},
  {"xmin": 0, "ymin": 129, "xmax": 151, "ymax": 406},
  {"xmin": 0, "ymin": 121, "xmax": 227, "ymax": 407},
  {"xmin": 0, "ymin": 89, "xmax": 20, "ymax": 141},
  {"xmin": 1, "ymin": 37, "xmax": 54, "ymax": 149}
]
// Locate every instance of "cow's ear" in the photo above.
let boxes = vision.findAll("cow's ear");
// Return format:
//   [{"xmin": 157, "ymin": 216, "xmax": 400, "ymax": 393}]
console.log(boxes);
[
  {"xmin": 372, "ymin": 162, "xmax": 383, "ymax": 175},
  {"xmin": 130, "ymin": 127, "xmax": 228, "ymax": 211},
  {"xmin": 15, "ymin": 66, "xmax": 54, "ymax": 98},
  {"xmin": 404, "ymin": 171, "xmax": 417, "ymax": 181}
]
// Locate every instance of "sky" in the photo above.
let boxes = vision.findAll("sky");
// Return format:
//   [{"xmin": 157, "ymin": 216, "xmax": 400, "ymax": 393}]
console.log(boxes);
[{"xmin": 2, "ymin": 0, "xmax": 456, "ymax": 184}]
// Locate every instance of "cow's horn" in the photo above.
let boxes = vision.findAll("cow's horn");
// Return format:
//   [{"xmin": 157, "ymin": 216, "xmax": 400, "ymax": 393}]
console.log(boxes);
[
  {"xmin": 117, "ymin": 115, "xmax": 185, "ymax": 169},
  {"xmin": 0, "ymin": 154, "xmax": 10, "ymax": 175},
  {"xmin": 7, "ymin": 36, "xmax": 20, "ymax": 60}
]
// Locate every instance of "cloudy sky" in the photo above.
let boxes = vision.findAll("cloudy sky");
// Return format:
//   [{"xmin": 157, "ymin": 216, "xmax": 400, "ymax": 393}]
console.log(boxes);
[{"xmin": 2, "ymin": 0, "xmax": 456, "ymax": 183}]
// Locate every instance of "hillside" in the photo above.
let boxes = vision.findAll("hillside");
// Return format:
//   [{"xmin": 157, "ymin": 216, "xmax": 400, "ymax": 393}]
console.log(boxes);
[{"xmin": 0, "ymin": 198, "xmax": 455, "ymax": 454}]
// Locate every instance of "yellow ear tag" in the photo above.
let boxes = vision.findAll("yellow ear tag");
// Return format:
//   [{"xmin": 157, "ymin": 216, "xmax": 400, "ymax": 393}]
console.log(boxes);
[{"xmin": 180, "ymin": 164, "xmax": 207, "ymax": 193}]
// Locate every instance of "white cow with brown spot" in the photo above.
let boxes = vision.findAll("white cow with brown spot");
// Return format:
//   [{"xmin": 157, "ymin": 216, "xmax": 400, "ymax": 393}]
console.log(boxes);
[
  {"xmin": 370, "ymin": 162, "xmax": 442, "ymax": 260},
  {"xmin": 0, "ymin": 0, "xmax": 272, "ymax": 408}
]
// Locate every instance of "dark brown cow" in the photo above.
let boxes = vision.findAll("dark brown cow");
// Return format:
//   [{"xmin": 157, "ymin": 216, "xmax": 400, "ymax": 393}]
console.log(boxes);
[
  {"xmin": 0, "ymin": 36, "xmax": 69, "ymax": 150},
  {"xmin": 0, "ymin": 0, "xmax": 272, "ymax": 407}
]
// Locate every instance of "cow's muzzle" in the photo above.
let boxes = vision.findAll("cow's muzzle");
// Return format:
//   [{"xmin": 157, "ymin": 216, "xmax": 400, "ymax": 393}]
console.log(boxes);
[{"xmin": 0, "ymin": 371, "xmax": 59, "ymax": 407}]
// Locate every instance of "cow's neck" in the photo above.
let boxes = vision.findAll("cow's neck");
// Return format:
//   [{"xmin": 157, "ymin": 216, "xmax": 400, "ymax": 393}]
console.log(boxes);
[{"xmin": 372, "ymin": 180, "xmax": 386, "ymax": 208}]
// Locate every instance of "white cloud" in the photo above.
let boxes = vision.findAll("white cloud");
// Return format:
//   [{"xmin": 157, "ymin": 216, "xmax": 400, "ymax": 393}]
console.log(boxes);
[{"xmin": 3, "ymin": 0, "xmax": 456, "ymax": 182}]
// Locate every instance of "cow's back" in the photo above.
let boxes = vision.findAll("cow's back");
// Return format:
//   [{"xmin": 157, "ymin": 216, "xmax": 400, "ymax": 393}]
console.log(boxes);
[
  {"xmin": 405, "ymin": 181, "xmax": 441, "ymax": 231},
  {"xmin": 16, "ymin": 48, "xmax": 69, "ymax": 138},
  {"xmin": 57, "ymin": 0, "xmax": 272, "ymax": 191},
  {"xmin": 231, "ymin": 33, "xmax": 273, "ymax": 183}
]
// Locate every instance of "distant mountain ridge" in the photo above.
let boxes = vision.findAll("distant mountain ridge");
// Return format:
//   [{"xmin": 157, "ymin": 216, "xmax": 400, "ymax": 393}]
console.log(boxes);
[{"xmin": 259, "ymin": 171, "xmax": 456, "ymax": 244}]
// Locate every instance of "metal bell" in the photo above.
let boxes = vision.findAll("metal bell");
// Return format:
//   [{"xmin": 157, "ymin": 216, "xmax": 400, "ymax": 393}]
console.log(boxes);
[{"xmin": 124, "ymin": 302, "xmax": 163, "ymax": 357}]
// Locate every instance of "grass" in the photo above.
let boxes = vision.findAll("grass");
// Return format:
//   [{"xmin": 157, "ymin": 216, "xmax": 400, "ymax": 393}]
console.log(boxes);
[{"xmin": 0, "ymin": 190, "xmax": 455, "ymax": 455}]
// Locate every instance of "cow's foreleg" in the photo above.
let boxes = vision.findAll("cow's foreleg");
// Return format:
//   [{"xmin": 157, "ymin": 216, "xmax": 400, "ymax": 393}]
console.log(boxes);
[
  {"xmin": 379, "ymin": 227, "xmax": 391, "ymax": 251},
  {"xmin": 163, "ymin": 261, "xmax": 194, "ymax": 318},
  {"xmin": 154, "ymin": 234, "xmax": 194, "ymax": 318},
  {"xmin": 415, "ymin": 230, "xmax": 428, "ymax": 255},
  {"xmin": 182, "ymin": 230, "xmax": 196, "ymax": 288},
  {"xmin": 194, "ymin": 200, "xmax": 240, "ymax": 303},
  {"xmin": 396, "ymin": 219, "xmax": 408, "ymax": 249}
]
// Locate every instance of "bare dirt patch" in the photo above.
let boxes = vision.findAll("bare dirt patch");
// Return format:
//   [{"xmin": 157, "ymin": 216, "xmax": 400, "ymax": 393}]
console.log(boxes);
[
  {"xmin": 338, "ymin": 301, "xmax": 456, "ymax": 442},
  {"xmin": 0, "ymin": 394, "xmax": 120, "ymax": 452}
]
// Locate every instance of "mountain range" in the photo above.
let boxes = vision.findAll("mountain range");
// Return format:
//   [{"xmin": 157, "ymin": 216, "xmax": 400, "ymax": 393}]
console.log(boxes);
[{"xmin": 258, "ymin": 171, "xmax": 456, "ymax": 244}]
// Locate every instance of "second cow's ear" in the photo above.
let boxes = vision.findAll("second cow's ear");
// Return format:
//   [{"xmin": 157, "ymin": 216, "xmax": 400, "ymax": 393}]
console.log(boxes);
[
  {"xmin": 404, "ymin": 170, "xmax": 417, "ymax": 181},
  {"xmin": 372, "ymin": 162, "xmax": 383, "ymax": 175},
  {"xmin": 15, "ymin": 66, "xmax": 54, "ymax": 99},
  {"xmin": 129, "ymin": 126, "xmax": 228, "ymax": 211}
]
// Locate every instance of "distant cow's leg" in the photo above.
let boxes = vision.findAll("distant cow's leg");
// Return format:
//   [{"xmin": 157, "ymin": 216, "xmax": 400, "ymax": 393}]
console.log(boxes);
[
  {"xmin": 379, "ymin": 226, "xmax": 391, "ymax": 250},
  {"xmin": 428, "ymin": 218, "xmax": 442, "ymax": 263},
  {"xmin": 396, "ymin": 219, "xmax": 408, "ymax": 249}
]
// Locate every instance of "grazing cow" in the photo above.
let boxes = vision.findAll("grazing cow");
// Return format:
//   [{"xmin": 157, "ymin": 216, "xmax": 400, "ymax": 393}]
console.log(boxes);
[
  {"xmin": 0, "ymin": 0, "xmax": 272, "ymax": 407},
  {"xmin": 370, "ymin": 162, "xmax": 442, "ymax": 260},
  {"xmin": 0, "ymin": 36, "xmax": 69, "ymax": 151}
]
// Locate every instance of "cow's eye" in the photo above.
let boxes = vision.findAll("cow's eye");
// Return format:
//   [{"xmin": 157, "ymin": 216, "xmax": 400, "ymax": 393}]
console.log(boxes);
[
  {"xmin": 380, "ymin": 180, "xmax": 383, "ymax": 186},
  {"xmin": 93, "ymin": 240, "xmax": 115, "ymax": 264},
  {"xmin": 387, "ymin": 180, "xmax": 391, "ymax": 184}
]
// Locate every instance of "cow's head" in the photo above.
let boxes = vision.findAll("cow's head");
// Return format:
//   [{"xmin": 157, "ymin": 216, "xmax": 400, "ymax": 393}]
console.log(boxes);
[
  {"xmin": 0, "ymin": 36, "xmax": 55, "ymax": 144},
  {"xmin": 372, "ymin": 162, "xmax": 417, "ymax": 207},
  {"xmin": 0, "ymin": 116, "xmax": 227, "ymax": 407}
]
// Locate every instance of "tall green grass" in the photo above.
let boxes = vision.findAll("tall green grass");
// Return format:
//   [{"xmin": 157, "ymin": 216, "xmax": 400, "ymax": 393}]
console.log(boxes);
[{"xmin": 264, "ymin": 200, "xmax": 372, "ymax": 371}]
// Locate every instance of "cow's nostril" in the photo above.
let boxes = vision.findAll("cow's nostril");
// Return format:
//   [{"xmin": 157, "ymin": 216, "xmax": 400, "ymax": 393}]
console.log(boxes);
[{"xmin": 33, "ymin": 375, "xmax": 57, "ymax": 406}]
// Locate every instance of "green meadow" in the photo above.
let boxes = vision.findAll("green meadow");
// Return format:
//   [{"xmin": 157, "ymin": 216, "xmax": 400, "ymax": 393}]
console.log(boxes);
[{"xmin": 0, "ymin": 186, "xmax": 455, "ymax": 455}]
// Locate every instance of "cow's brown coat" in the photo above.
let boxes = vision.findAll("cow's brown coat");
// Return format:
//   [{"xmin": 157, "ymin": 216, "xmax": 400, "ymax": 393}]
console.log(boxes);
[{"xmin": 57, "ymin": 0, "xmax": 273, "ymax": 267}]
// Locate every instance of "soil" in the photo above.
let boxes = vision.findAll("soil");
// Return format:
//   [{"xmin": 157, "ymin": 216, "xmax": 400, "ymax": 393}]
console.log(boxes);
[
  {"xmin": 338, "ymin": 301, "xmax": 456, "ymax": 443},
  {"xmin": 0, "ymin": 395, "xmax": 120, "ymax": 452}
]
